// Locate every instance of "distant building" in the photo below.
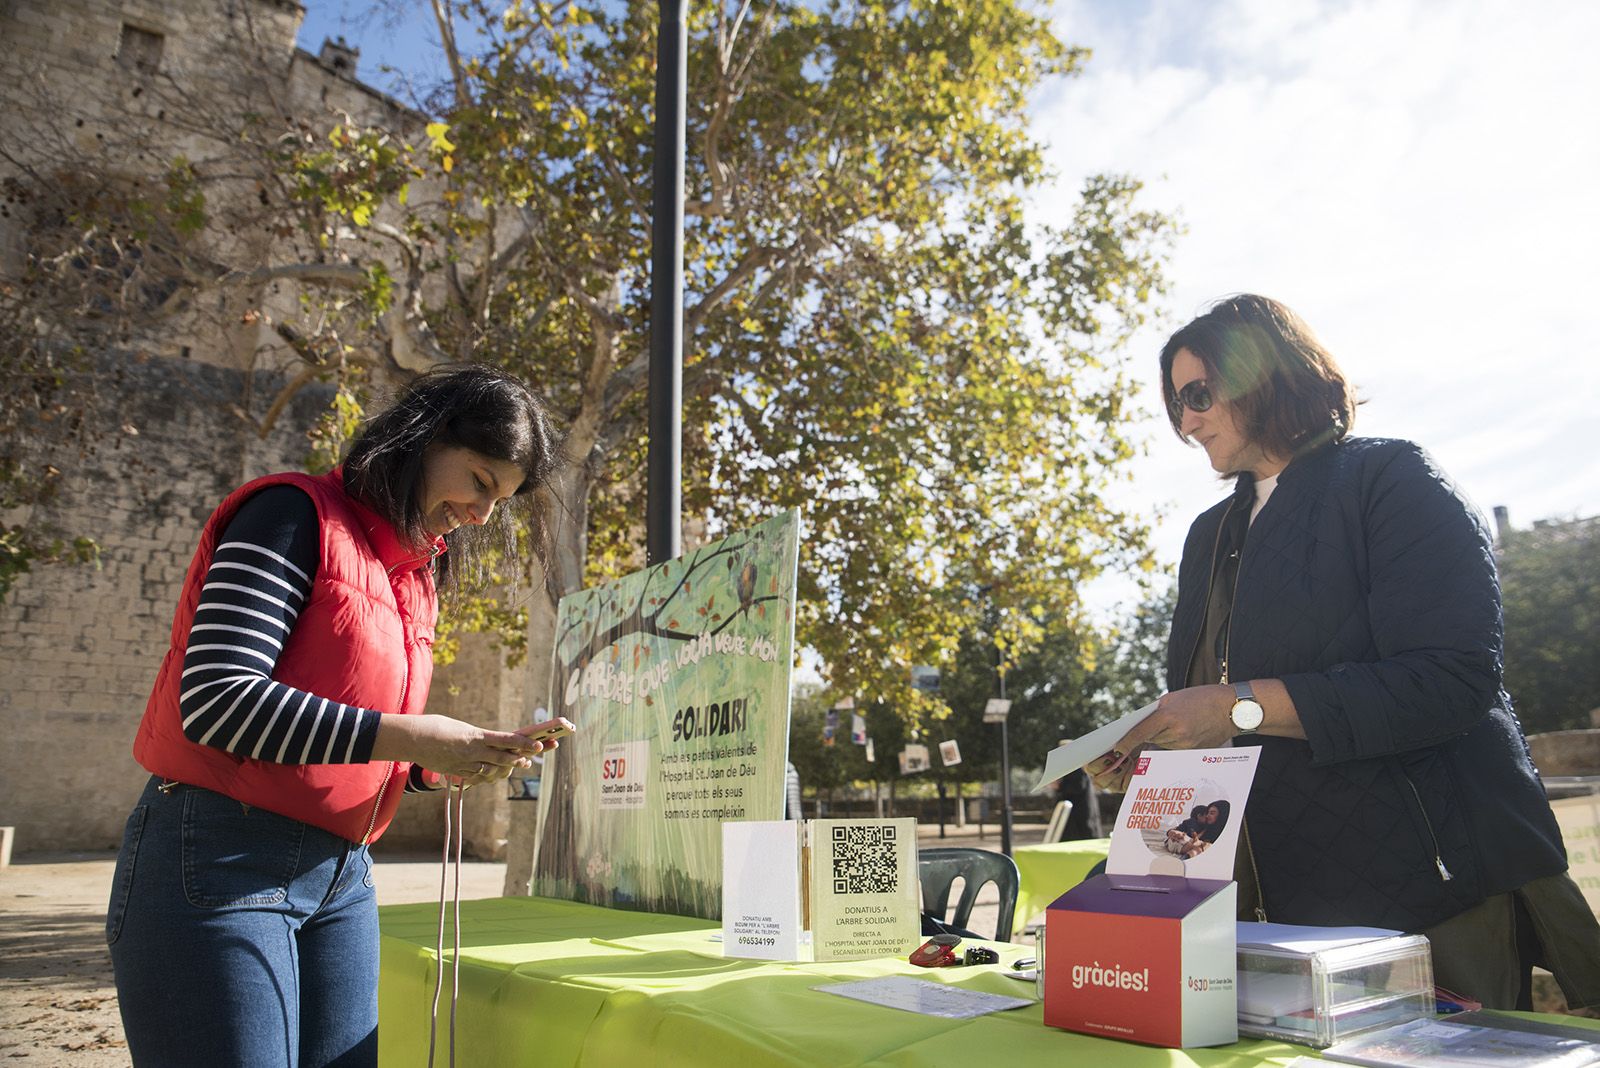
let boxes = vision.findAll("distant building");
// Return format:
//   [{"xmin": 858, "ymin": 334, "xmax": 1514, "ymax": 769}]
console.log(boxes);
[{"xmin": 1491, "ymin": 505, "xmax": 1600, "ymax": 553}]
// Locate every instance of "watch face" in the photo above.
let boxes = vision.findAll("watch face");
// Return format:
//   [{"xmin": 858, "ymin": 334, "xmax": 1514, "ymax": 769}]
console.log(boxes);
[{"xmin": 1231, "ymin": 698, "xmax": 1265, "ymax": 732}]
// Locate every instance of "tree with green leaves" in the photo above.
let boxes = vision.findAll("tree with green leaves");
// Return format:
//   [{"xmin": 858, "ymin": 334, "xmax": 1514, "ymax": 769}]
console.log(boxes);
[
  {"xmin": 401, "ymin": 0, "xmax": 1175, "ymax": 722},
  {"xmin": 1498, "ymin": 518, "xmax": 1600, "ymax": 734},
  {"xmin": 3, "ymin": 0, "xmax": 1173, "ymax": 722},
  {"xmin": 938, "ymin": 580, "xmax": 1172, "ymax": 760},
  {"xmin": 1082, "ymin": 578, "xmax": 1174, "ymax": 722}
]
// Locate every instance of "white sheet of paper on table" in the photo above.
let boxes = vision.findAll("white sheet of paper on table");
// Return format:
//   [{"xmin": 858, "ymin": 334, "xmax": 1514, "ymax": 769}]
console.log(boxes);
[
  {"xmin": 814, "ymin": 976, "xmax": 1034, "ymax": 1019},
  {"xmin": 1034, "ymin": 700, "xmax": 1160, "ymax": 791},
  {"xmin": 1236, "ymin": 921, "xmax": 1402, "ymax": 955}
]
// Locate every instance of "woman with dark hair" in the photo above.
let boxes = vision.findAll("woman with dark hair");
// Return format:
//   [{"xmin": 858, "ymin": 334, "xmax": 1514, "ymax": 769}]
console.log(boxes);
[
  {"xmin": 108, "ymin": 365, "xmax": 568, "ymax": 1066},
  {"xmin": 1165, "ymin": 803, "xmax": 1209, "ymax": 854},
  {"xmin": 1171, "ymin": 800, "xmax": 1231, "ymax": 859},
  {"xmin": 1092, "ymin": 294, "xmax": 1600, "ymax": 1010},
  {"xmin": 1194, "ymin": 800, "xmax": 1230, "ymax": 849}
]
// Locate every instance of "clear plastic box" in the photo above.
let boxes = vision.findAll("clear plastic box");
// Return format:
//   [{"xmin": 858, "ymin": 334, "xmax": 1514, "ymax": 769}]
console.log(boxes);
[{"xmin": 1236, "ymin": 934, "xmax": 1435, "ymax": 1048}]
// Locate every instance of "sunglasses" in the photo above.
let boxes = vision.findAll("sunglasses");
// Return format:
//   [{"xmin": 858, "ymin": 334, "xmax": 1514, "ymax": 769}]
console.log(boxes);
[{"xmin": 1167, "ymin": 379, "xmax": 1215, "ymax": 423}]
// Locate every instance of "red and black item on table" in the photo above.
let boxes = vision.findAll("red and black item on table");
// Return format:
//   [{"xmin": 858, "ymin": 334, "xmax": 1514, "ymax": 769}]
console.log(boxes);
[{"xmin": 909, "ymin": 935, "xmax": 999, "ymax": 968}]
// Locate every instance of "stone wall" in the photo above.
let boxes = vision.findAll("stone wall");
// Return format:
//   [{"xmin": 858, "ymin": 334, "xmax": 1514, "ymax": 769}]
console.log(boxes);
[
  {"xmin": 0, "ymin": 0, "xmax": 425, "ymax": 376},
  {"xmin": 0, "ymin": 348, "xmax": 327, "ymax": 848},
  {"xmin": 1528, "ymin": 731, "xmax": 1600, "ymax": 779},
  {"xmin": 0, "ymin": 0, "xmax": 518, "ymax": 857}
]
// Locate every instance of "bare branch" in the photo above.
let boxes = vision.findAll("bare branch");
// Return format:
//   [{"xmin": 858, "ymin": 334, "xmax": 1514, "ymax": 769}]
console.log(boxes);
[
  {"xmin": 564, "ymin": 277, "xmax": 630, "ymax": 336},
  {"xmin": 684, "ymin": 243, "xmax": 779, "ymax": 334},
  {"xmin": 385, "ymin": 280, "xmax": 451, "ymax": 372},
  {"xmin": 472, "ymin": 206, "xmax": 498, "ymax": 334},
  {"xmin": 256, "ymin": 363, "xmax": 325, "ymax": 439},
  {"xmin": 601, "ymin": 353, "xmax": 649, "ymax": 415},
  {"xmin": 368, "ymin": 222, "xmax": 419, "ymax": 271},
  {"xmin": 430, "ymin": 0, "xmax": 475, "ymax": 110},
  {"xmin": 729, "ymin": 4, "xmax": 779, "ymax": 97},
  {"xmin": 219, "ymin": 263, "xmax": 370, "ymax": 290},
  {"xmin": 726, "ymin": 0, "xmax": 757, "ymax": 69},
  {"xmin": 487, "ymin": 207, "xmax": 545, "ymax": 277}
]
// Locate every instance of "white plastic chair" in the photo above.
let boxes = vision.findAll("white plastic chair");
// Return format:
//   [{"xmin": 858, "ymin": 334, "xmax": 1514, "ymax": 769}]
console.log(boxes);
[{"xmin": 1042, "ymin": 799, "xmax": 1073, "ymax": 843}]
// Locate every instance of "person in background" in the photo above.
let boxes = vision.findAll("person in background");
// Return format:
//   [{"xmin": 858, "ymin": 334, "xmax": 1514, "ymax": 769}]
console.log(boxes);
[
  {"xmin": 1092, "ymin": 294, "xmax": 1600, "ymax": 1010},
  {"xmin": 1053, "ymin": 767, "xmax": 1103, "ymax": 841},
  {"xmin": 108, "ymin": 365, "xmax": 567, "ymax": 1066}
]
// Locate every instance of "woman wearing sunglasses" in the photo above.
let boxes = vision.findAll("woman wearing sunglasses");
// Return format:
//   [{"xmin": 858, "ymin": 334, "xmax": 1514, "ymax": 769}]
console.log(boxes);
[{"xmin": 1091, "ymin": 294, "xmax": 1599, "ymax": 1010}]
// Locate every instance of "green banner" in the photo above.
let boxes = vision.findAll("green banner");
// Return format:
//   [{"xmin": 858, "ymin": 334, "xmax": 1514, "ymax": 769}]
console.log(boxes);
[{"xmin": 531, "ymin": 511, "xmax": 800, "ymax": 918}]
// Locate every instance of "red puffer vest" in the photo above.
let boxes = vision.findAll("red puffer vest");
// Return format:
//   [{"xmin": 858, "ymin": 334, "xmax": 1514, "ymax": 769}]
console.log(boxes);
[{"xmin": 133, "ymin": 469, "xmax": 442, "ymax": 844}]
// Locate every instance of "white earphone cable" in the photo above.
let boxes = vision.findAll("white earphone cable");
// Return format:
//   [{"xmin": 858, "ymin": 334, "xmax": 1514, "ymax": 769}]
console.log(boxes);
[{"xmin": 427, "ymin": 781, "xmax": 466, "ymax": 1068}]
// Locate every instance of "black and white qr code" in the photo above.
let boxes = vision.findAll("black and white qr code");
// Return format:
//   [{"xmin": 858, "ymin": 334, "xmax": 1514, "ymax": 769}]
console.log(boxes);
[{"xmin": 830, "ymin": 824, "xmax": 898, "ymax": 894}]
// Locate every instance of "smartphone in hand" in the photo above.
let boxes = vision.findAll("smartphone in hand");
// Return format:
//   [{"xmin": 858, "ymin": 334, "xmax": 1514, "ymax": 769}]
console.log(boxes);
[{"xmin": 517, "ymin": 717, "xmax": 576, "ymax": 747}]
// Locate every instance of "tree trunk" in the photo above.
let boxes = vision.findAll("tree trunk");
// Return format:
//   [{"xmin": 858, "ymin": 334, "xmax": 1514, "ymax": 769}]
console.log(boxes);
[
  {"xmin": 501, "ymin": 295, "xmax": 622, "ymax": 895},
  {"xmin": 502, "ymin": 457, "xmax": 592, "ymax": 895}
]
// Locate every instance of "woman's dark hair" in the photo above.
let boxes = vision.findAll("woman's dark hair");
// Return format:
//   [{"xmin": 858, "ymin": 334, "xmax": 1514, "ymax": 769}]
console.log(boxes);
[
  {"xmin": 1159, "ymin": 294, "xmax": 1357, "ymax": 461},
  {"xmin": 342, "ymin": 364, "xmax": 561, "ymax": 588},
  {"xmin": 1201, "ymin": 799, "xmax": 1232, "ymax": 842}
]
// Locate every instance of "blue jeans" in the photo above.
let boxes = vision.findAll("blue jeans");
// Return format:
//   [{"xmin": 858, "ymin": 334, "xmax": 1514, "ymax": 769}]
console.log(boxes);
[{"xmin": 108, "ymin": 776, "xmax": 380, "ymax": 1067}]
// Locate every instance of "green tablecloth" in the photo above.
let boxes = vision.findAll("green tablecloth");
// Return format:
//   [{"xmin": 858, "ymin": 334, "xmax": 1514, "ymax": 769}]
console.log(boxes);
[
  {"xmin": 1011, "ymin": 837, "xmax": 1111, "ymax": 938},
  {"xmin": 378, "ymin": 895, "xmax": 1318, "ymax": 1068}
]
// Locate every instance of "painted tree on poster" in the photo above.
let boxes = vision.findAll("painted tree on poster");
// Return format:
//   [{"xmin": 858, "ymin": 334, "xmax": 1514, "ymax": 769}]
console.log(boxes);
[{"xmin": 533, "ymin": 515, "xmax": 796, "ymax": 907}]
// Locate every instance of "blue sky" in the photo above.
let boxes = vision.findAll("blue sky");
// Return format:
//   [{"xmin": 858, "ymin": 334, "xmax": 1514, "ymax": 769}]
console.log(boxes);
[
  {"xmin": 1036, "ymin": 0, "xmax": 1600, "ymax": 587},
  {"xmin": 297, "ymin": 0, "xmax": 1600, "ymax": 602}
]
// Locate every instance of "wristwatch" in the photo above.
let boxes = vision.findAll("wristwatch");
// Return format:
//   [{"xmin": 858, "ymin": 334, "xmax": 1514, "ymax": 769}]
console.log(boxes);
[{"xmin": 1230, "ymin": 681, "xmax": 1264, "ymax": 735}]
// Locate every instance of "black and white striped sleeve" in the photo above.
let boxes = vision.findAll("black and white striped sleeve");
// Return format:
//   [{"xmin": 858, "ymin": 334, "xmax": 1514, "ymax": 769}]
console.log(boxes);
[{"xmin": 179, "ymin": 485, "xmax": 383, "ymax": 765}]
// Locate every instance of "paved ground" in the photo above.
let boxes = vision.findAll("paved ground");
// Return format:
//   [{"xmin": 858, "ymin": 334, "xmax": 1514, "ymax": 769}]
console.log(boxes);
[{"xmin": 0, "ymin": 819, "xmax": 1043, "ymax": 1065}]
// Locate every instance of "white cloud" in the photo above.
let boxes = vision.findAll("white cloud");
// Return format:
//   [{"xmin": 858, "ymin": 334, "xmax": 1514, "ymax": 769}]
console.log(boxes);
[{"xmin": 1039, "ymin": 0, "xmax": 1600, "ymax": 597}]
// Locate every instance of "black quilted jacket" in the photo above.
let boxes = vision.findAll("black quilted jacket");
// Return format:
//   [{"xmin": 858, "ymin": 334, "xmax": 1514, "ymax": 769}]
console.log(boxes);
[{"xmin": 1167, "ymin": 437, "xmax": 1567, "ymax": 931}]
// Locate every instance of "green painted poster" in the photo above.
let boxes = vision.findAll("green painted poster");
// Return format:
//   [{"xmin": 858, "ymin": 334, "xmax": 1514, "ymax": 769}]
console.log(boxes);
[{"xmin": 530, "ymin": 511, "xmax": 800, "ymax": 919}]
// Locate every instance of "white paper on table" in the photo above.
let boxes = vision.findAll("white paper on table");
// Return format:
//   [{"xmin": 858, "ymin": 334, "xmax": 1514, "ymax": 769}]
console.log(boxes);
[
  {"xmin": 1237, "ymin": 970, "xmax": 1366, "ymax": 1018},
  {"xmin": 1237, "ymin": 970, "xmax": 1315, "ymax": 1018},
  {"xmin": 813, "ymin": 976, "xmax": 1034, "ymax": 1019},
  {"xmin": 721, "ymin": 820, "xmax": 802, "ymax": 961},
  {"xmin": 1034, "ymin": 700, "xmax": 1160, "ymax": 790},
  {"xmin": 1236, "ymin": 921, "xmax": 1402, "ymax": 955}
]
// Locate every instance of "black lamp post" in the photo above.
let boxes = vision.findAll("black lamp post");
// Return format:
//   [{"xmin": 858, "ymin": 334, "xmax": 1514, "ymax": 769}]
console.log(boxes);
[
  {"xmin": 996, "ymin": 663, "xmax": 1013, "ymax": 856},
  {"xmin": 646, "ymin": 0, "xmax": 686, "ymax": 566}
]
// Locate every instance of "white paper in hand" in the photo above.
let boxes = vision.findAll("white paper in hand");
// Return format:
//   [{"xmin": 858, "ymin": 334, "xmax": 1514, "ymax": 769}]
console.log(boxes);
[{"xmin": 1034, "ymin": 700, "xmax": 1160, "ymax": 791}]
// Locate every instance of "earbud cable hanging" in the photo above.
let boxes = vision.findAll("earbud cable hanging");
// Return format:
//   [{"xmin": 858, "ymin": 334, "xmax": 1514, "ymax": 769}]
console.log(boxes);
[{"xmin": 427, "ymin": 782, "xmax": 466, "ymax": 1068}]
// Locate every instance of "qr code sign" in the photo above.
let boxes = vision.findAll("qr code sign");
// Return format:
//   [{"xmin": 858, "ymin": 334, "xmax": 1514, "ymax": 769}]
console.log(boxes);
[{"xmin": 831, "ymin": 824, "xmax": 898, "ymax": 894}]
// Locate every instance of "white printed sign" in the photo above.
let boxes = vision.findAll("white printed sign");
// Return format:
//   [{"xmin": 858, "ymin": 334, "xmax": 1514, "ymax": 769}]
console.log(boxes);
[
  {"xmin": 899, "ymin": 744, "xmax": 930, "ymax": 775},
  {"xmin": 597, "ymin": 740, "xmax": 650, "ymax": 809},
  {"xmin": 722, "ymin": 820, "xmax": 802, "ymax": 961},
  {"xmin": 1105, "ymin": 748, "xmax": 1261, "ymax": 882}
]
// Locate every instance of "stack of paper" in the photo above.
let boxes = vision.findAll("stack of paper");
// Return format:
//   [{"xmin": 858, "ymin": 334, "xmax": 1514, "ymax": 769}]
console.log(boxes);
[{"xmin": 1321, "ymin": 1013, "xmax": 1600, "ymax": 1068}]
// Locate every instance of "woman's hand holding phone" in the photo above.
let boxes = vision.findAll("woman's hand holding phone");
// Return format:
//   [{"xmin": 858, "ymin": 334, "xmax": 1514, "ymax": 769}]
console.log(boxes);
[{"xmin": 515, "ymin": 717, "xmax": 575, "ymax": 751}]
